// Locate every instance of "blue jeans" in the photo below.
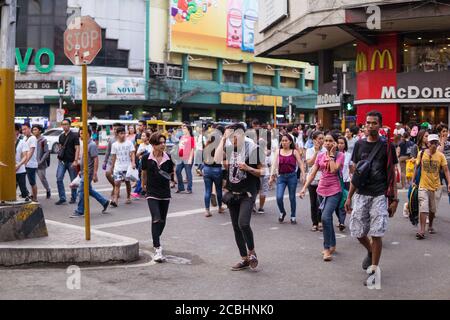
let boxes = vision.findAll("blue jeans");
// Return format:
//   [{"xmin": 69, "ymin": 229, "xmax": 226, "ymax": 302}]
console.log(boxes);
[
  {"xmin": 276, "ymin": 172, "xmax": 298, "ymax": 218},
  {"xmin": 76, "ymin": 178, "xmax": 108, "ymax": 215},
  {"xmin": 56, "ymin": 161, "xmax": 78, "ymax": 202},
  {"xmin": 176, "ymin": 161, "xmax": 193, "ymax": 192},
  {"xmin": 203, "ymin": 166, "xmax": 223, "ymax": 209},
  {"xmin": 318, "ymin": 192, "xmax": 342, "ymax": 250}
]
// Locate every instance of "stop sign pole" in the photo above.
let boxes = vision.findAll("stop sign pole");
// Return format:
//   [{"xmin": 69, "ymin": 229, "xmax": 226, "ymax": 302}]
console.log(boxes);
[{"xmin": 64, "ymin": 16, "xmax": 102, "ymax": 240}]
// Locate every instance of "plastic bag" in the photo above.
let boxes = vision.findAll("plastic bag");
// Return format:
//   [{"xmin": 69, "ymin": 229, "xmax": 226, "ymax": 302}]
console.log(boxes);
[
  {"xmin": 406, "ymin": 159, "xmax": 415, "ymax": 179},
  {"xmin": 69, "ymin": 175, "xmax": 81, "ymax": 189},
  {"xmin": 126, "ymin": 165, "xmax": 139, "ymax": 182}
]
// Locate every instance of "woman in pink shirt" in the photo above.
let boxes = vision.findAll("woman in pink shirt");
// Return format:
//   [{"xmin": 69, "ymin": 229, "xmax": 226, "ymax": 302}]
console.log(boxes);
[{"xmin": 299, "ymin": 133, "xmax": 344, "ymax": 261}]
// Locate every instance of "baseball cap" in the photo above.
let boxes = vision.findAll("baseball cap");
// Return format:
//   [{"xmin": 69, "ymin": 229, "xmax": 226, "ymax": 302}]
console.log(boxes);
[
  {"xmin": 395, "ymin": 122, "xmax": 402, "ymax": 126},
  {"xmin": 428, "ymin": 134, "xmax": 439, "ymax": 142}
]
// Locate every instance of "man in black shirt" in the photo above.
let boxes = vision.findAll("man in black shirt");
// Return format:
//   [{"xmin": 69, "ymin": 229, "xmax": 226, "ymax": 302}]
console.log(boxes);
[
  {"xmin": 214, "ymin": 123, "xmax": 264, "ymax": 271},
  {"xmin": 345, "ymin": 110, "xmax": 399, "ymax": 287},
  {"xmin": 56, "ymin": 119, "xmax": 80, "ymax": 205}
]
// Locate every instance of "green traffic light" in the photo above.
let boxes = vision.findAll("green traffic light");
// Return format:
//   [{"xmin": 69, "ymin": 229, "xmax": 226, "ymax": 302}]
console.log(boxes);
[{"xmin": 346, "ymin": 103, "xmax": 353, "ymax": 111}]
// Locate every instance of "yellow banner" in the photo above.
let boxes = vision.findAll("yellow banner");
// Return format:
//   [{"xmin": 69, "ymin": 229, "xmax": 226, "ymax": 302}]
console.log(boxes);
[{"xmin": 221, "ymin": 92, "xmax": 282, "ymax": 106}]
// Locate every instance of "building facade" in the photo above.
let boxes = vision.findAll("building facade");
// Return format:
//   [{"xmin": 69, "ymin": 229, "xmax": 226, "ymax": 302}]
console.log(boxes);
[
  {"xmin": 14, "ymin": 0, "xmax": 317, "ymax": 126},
  {"xmin": 255, "ymin": 0, "xmax": 450, "ymax": 129}
]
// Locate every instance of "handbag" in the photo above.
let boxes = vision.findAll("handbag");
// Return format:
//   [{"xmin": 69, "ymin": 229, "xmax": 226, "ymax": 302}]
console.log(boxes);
[
  {"xmin": 57, "ymin": 133, "xmax": 70, "ymax": 161},
  {"xmin": 351, "ymin": 140, "xmax": 384, "ymax": 189}
]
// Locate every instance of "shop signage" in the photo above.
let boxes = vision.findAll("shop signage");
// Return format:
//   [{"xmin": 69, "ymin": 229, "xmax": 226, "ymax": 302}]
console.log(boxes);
[
  {"xmin": 221, "ymin": 92, "xmax": 282, "ymax": 107},
  {"xmin": 356, "ymin": 49, "xmax": 393, "ymax": 72},
  {"xmin": 381, "ymin": 86, "xmax": 450, "ymax": 99},
  {"xmin": 15, "ymin": 81, "xmax": 58, "ymax": 90},
  {"xmin": 317, "ymin": 93, "xmax": 340, "ymax": 105},
  {"xmin": 16, "ymin": 48, "xmax": 55, "ymax": 74},
  {"xmin": 72, "ymin": 77, "xmax": 146, "ymax": 100}
]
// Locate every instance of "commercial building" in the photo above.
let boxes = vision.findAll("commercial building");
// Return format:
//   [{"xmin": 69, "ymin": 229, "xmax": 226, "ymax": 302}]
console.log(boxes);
[
  {"xmin": 14, "ymin": 0, "xmax": 146, "ymax": 125},
  {"xmin": 147, "ymin": 0, "xmax": 317, "ymax": 124},
  {"xmin": 255, "ymin": 0, "xmax": 450, "ymax": 129}
]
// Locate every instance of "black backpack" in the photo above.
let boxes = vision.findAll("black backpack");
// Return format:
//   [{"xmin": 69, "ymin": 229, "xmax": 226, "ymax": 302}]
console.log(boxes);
[{"xmin": 351, "ymin": 140, "xmax": 384, "ymax": 189}]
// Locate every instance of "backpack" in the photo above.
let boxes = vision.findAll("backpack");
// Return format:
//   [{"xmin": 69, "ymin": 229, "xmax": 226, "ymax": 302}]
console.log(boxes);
[{"xmin": 41, "ymin": 138, "xmax": 50, "ymax": 167}]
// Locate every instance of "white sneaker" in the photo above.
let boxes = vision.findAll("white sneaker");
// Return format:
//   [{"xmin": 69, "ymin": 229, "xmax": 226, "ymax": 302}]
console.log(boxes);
[{"xmin": 153, "ymin": 247, "xmax": 165, "ymax": 263}]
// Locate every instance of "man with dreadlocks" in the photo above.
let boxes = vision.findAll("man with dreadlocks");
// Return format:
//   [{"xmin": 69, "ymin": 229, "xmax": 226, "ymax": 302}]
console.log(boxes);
[{"xmin": 345, "ymin": 110, "xmax": 399, "ymax": 287}]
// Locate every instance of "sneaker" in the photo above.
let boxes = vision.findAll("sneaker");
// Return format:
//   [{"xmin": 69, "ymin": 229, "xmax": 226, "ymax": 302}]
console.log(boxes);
[
  {"xmin": 102, "ymin": 200, "xmax": 111, "ymax": 214},
  {"xmin": 231, "ymin": 259, "xmax": 250, "ymax": 271},
  {"xmin": 55, "ymin": 199, "xmax": 66, "ymax": 205},
  {"xmin": 252, "ymin": 205, "xmax": 257, "ymax": 214},
  {"xmin": 110, "ymin": 201, "xmax": 118, "ymax": 208},
  {"xmin": 362, "ymin": 252, "xmax": 372, "ymax": 270},
  {"xmin": 248, "ymin": 254, "xmax": 258, "ymax": 270},
  {"xmin": 364, "ymin": 270, "xmax": 376, "ymax": 287},
  {"xmin": 153, "ymin": 247, "xmax": 165, "ymax": 263},
  {"xmin": 46, "ymin": 191, "xmax": 51, "ymax": 199},
  {"xmin": 186, "ymin": 190, "xmax": 192, "ymax": 194},
  {"xmin": 338, "ymin": 224, "xmax": 346, "ymax": 232},
  {"xmin": 205, "ymin": 209, "xmax": 212, "ymax": 217},
  {"xmin": 70, "ymin": 212, "xmax": 84, "ymax": 218},
  {"xmin": 290, "ymin": 218, "xmax": 297, "ymax": 225},
  {"xmin": 258, "ymin": 208, "xmax": 265, "ymax": 214},
  {"xmin": 211, "ymin": 194, "xmax": 218, "ymax": 207},
  {"xmin": 69, "ymin": 198, "xmax": 76, "ymax": 204},
  {"xmin": 278, "ymin": 212, "xmax": 286, "ymax": 223}
]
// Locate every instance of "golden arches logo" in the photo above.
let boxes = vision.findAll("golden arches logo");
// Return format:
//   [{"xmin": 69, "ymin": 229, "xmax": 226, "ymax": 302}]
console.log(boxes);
[
  {"xmin": 370, "ymin": 49, "xmax": 393, "ymax": 71},
  {"xmin": 356, "ymin": 52, "xmax": 367, "ymax": 73}
]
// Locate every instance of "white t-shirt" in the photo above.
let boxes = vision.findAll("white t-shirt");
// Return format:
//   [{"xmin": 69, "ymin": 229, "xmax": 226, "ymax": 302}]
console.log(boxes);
[
  {"xmin": 16, "ymin": 139, "xmax": 30, "ymax": 174},
  {"xmin": 342, "ymin": 151, "xmax": 352, "ymax": 183},
  {"xmin": 306, "ymin": 147, "xmax": 326, "ymax": 185},
  {"xmin": 137, "ymin": 143, "xmax": 153, "ymax": 156},
  {"xmin": 25, "ymin": 135, "xmax": 38, "ymax": 169},
  {"xmin": 111, "ymin": 140, "xmax": 134, "ymax": 172}
]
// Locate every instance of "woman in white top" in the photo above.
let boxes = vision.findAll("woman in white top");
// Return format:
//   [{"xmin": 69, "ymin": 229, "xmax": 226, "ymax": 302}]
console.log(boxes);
[
  {"xmin": 335, "ymin": 136, "xmax": 352, "ymax": 232},
  {"xmin": 126, "ymin": 125, "xmax": 137, "ymax": 144},
  {"xmin": 305, "ymin": 131, "xmax": 325, "ymax": 231},
  {"xmin": 136, "ymin": 131, "xmax": 153, "ymax": 159}
]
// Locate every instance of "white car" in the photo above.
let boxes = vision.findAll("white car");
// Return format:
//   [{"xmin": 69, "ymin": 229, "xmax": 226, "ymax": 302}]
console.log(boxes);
[{"xmin": 43, "ymin": 128, "xmax": 78, "ymax": 154}]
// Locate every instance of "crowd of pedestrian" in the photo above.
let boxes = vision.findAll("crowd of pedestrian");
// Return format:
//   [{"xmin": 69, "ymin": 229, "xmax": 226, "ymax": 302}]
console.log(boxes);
[{"xmin": 12, "ymin": 111, "xmax": 450, "ymax": 286}]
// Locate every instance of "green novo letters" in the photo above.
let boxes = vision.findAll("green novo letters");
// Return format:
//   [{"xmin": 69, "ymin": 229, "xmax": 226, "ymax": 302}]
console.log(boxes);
[{"xmin": 16, "ymin": 48, "xmax": 55, "ymax": 74}]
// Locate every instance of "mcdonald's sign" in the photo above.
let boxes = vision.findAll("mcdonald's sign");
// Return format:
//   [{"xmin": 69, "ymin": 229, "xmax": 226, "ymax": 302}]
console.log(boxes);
[{"xmin": 356, "ymin": 49, "xmax": 394, "ymax": 72}]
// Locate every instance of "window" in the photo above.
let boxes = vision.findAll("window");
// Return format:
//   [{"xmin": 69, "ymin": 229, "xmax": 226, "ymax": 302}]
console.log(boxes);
[{"xmin": 223, "ymin": 71, "xmax": 243, "ymax": 83}]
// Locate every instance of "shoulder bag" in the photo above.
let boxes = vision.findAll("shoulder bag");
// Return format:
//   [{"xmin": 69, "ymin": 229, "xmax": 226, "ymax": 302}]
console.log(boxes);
[{"xmin": 351, "ymin": 140, "xmax": 384, "ymax": 189}]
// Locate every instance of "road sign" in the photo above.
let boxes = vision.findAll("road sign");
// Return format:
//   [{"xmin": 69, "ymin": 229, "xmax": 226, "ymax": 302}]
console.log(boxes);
[{"xmin": 64, "ymin": 16, "xmax": 102, "ymax": 66}]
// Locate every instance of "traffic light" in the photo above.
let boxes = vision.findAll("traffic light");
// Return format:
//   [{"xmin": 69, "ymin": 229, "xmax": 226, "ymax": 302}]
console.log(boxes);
[
  {"xmin": 341, "ymin": 93, "xmax": 355, "ymax": 113},
  {"xmin": 332, "ymin": 72, "xmax": 342, "ymax": 95},
  {"xmin": 57, "ymin": 80, "xmax": 67, "ymax": 95}
]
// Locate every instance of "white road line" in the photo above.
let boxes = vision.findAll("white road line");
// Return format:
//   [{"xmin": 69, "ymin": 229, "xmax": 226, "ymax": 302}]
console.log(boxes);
[{"xmin": 92, "ymin": 194, "xmax": 291, "ymax": 230}]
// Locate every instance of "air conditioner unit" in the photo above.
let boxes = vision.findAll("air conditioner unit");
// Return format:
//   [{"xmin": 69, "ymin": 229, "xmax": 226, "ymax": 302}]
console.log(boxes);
[{"xmin": 167, "ymin": 66, "xmax": 183, "ymax": 79}]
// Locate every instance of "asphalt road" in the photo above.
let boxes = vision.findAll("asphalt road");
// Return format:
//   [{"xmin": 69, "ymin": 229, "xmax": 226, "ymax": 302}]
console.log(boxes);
[{"xmin": 2, "ymin": 154, "xmax": 450, "ymax": 300}]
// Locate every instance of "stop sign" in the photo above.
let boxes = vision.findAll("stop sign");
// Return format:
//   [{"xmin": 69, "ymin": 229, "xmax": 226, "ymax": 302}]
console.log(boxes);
[{"xmin": 64, "ymin": 16, "xmax": 102, "ymax": 65}]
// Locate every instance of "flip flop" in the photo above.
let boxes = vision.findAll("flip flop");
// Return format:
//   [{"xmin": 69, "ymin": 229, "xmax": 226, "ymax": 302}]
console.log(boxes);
[
  {"xmin": 416, "ymin": 232, "xmax": 425, "ymax": 240},
  {"xmin": 428, "ymin": 228, "xmax": 436, "ymax": 234}
]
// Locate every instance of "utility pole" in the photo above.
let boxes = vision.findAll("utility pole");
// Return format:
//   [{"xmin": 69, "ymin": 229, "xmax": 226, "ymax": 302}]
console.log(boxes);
[
  {"xmin": 341, "ymin": 63, "xmax": 347, "ymax": 132},
  {"xmin": 0, "ymin": 0, "xmax": 17, "ymax": 201}
]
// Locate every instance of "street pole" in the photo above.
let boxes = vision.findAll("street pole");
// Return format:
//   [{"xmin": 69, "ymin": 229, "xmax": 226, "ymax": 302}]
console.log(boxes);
[
  {"xmin": 145, "ymin": 0, "xmax": 150, "ymax": 102},
  {"xmin": 273, "ymin": 97, "xmax": 277, "ymax": 129},
  {"xmin": 288, "ymin": 96, "xmax": 292, "ymax": 124},
  {"xmin": 82, "ymin": 64, "xmax": 90, "ymax": 240},
  {"xmin": 341, "ymin": 63, "xmax": 347, "ymax": 132},
  {"xmin": 0, "ymin": 0, "xmax": 17, "ymax": 201}
]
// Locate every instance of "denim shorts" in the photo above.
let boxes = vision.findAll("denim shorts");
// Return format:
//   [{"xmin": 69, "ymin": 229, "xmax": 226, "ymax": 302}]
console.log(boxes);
[
  {"xmin": 26, "ymin": 167, "xmax": 37, "ymax": 186},
  {"xmin": 113, "ymin": 171, "xmax": 130, "ymax": 182}
]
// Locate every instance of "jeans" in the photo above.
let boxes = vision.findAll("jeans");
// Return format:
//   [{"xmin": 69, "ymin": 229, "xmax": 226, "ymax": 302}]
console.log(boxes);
[
  {"xmin": 76, "ymin": 178, "xmax": 109, "ymax": 215},
  {"xmin": 308, "ymin": 184, "xmax": 321, "ymax": 226},
  {"xmin": 176, "ymin": 161, "xmax": 193, "ymax": 192},
  {"xmin": 203, "ymin": 165, "xmax": 223, "ymax": 209},
  {"xmin": 276, "ymin": 172, "xmax": 298, "ymax": 218},
  {"xmin": 16, "ymin": 173, "xmax": 29, "ymax": 198},
  {"xmin": 228, "ymin": 193, "xmax": 256, "ymax": 257},
  {"xmin": 37, "ymin": 168, "xmax": 51, "ymax": 192},
  {"xmin": 147, "ymin": 199, "xmax": 170, "ymax": 248},
  {"xmin": 318, "ymin": 192, "xmax": 342, "ymax": 250},
  {"xmin": 440, "ymin": 171, "xmax": 450, "ymax": 204},
  {"xmin": 57, "ymin": 161, "xmax": 78, "ymax": 202}
]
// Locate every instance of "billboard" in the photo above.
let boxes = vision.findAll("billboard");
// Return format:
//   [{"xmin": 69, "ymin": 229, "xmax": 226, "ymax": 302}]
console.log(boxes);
[
  {"xmin": 72, "ymin": 77, "xmax": 146, "ymax": 101},
  {"xmin": 169, "ymin": 0, "xmax": 259, "ymax": 60}
]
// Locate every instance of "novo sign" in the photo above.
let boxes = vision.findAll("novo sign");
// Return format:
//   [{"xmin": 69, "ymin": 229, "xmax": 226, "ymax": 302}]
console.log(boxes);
[
  {"xmin": 356, "ymin": 49, "xmax": 393, "ymax": 73},
  {"xmin": 16, "ymin": 48, "xmax": 55, "ymax": 74},
  {"xmin": 381, "ymin": 86, "xmax": 450, "ymax": 99}
]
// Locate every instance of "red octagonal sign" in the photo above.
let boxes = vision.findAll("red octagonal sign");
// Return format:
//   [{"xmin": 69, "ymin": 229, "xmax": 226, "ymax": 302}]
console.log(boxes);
[{"xmin": 64, "ymin": 16, "xmax": 102, "ymax": 65}]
